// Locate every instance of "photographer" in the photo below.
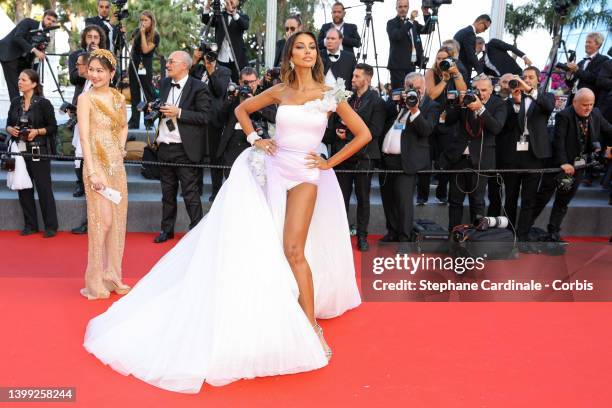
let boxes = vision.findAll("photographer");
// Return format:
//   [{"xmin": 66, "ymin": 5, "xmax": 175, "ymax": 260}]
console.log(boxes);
[
  {"xmin": 379, "ymin": 72, "xmax": 440, "ymax": 242},
  {"xmin": 324, "ymin": 63, "xmax": 385, "ymax": 251},
  {"xmin": 498, "ymin": 67, "xmax": 555, "ymax": 248},
  {"xmin": 85, "ymin": 0, "xmax": 126, "ymax": 53},
  {"xmin": 202, "ymin": 0, "xmax": 250, "ymax": 83},
  {"xmin": 475, "ymin": 37, "xmax": 532, "ymax": 77},
  {"xmin": 441, "ymin": 74, "xmax": 507, "ymax": 231},
  {"xmin": 127, "ymin": 11, "xmax": 160, "ymax": 129},
  {"xmin": 317, "ymin": 2, "xmax": 361, "ymax": 56},
  {"xmin": 275, "ymin": 15, "xmax": 302, "ymax": 68},
  {"xmin": 191, "ymin": 44, "xmax": 232, "ymax": 200},
  {"xmin": 5, "ymin": 69, "xmax": 58, "ymax": 237},
  {"xmin": 0, "ymin": 10, "xmax": 58, "ymax": 101},
  {"xmin": 422, "ymin": 46, "xmax": 467, "ymax": 205},
  {"xmin": 453, "ymin": 14, "xmax": 491, "ymax": 79},
  {"xmin": 564, "ymin": 32, "xmax": 609, "ymax": 107},
  {"xmin": 217, "ymin": 67, "xmax": 276, "ymax": 178}
]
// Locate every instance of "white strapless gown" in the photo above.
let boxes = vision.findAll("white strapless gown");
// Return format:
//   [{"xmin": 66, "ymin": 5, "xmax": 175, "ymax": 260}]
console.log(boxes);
[{"xmin": 83, "ymin": 83, "xmax": 361, "ymax": 393}]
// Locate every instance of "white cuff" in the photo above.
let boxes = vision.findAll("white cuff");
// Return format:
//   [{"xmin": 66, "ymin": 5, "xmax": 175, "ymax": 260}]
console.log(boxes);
[
  {"xmin": 476, "ymin": 106, "xmax": 486, "ymax": 117},
  {"xmin": 233, "ymin": 12, "xmax": 240, "ymax": 21},
  {"xmin": 246, "ymin": 131, "xmax": 261, "ymax": 146},
  {"xmin": 513, "ymin": 103, "xmax": 521, "ymax": 113}
]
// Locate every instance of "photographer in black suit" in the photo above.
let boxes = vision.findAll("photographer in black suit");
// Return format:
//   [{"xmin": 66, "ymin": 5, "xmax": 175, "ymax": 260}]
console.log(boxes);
[
  {"xmin": 324, "ymin": 63, "xmax": 385, "ymax": 251},
  {"xmin": 531, "ymin": 88, "xmax": 611, "ymax": 241},
  {"xmin": 321, "ymin": 28, "xmax": 356, "ymax": 89},
  {"xmin": 475, "ymin": 37, "xmax": 532, "ymax": 77},
  {"xmin": 453, "ymin": 14, "xmax": 491, "ymax": 79},
  {"xmin": 0, "ymin": 10, "xmax": 57, "ymax": 101},
  {"xmin": 68, "ymin": 26, "xmax": 106, "ymax": 101},
  {"xmin": 85, "ymin": 0, "xmax": 125, "ymax": 52},
  {"xmin": 564, "ymin": 32, "xmax": 609, "ymax": 108},
  {"xmin": 317, "ymin": 2, "xmax": 361, "ymax": 56},
  {"xmin": 379, "ymin": 72, "xmax": 440, "ymax": 242},
  {"xmin": 202, "ymin": 0, "xmax": 250, "ymax": 83},
  {"xmin": 217, "ymin": 67, "xmax": 276, "ymax": 178},
  {"xmin": 274, "ymin": 16, "xmax": 302, "ymax": 67},
  {"xmin": 152, "ymin": 51, "xmax": 211, "ymax": 243},
  {"xmin": 386, "ymin": 0, "xmax": 433, "ymax": 89},
  {"xmin": 498, "ymin": 67, "xmax": 555, "ymax": 247},
  {"xmin": 442, "ymin": 74, "xmax": 507, "ymax": 230}
]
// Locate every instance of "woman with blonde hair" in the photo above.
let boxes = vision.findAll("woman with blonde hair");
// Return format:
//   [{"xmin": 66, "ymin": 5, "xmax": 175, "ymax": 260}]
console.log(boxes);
[{"xmin": 83, "ymin": 32, "xmax": 371, "ymax": 393}]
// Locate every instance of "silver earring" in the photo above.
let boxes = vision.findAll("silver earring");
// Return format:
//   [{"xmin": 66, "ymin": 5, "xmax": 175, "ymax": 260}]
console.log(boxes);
[{"xmin": 289, "ymin": 60, "xmax": 295, "ymax": 70}]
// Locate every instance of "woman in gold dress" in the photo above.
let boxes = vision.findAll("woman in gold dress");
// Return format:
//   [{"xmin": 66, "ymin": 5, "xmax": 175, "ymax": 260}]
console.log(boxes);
[{"xmin": 77, "ymin": 49, "xmax": 130, "ymax": 300}]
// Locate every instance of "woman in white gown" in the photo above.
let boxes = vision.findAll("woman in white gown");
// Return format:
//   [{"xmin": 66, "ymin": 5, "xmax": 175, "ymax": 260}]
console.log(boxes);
[{"xmin": 83, "ymin": 31, "xmax": 372, "ymax": 393}]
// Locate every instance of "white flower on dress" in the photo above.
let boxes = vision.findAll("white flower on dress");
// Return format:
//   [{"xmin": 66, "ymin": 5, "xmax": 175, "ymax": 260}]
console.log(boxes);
[
  {"xmin": 303, "ymin": 78, "xmax": 352, "ymax": 114},
  {"xmin": 248, "ymin": 147, "xmax": 267, "ymax": 187}
]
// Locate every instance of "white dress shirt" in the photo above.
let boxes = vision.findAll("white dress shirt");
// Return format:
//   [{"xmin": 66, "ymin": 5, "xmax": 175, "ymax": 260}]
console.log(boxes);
[
  {"xmin": 333, "ymin": 22, "xmax": 345, "ymax": 51},
  {"xmin": 210, "ymin": 11, "xmax": 240, "ymax": 63},
  {"xmin": 382, "ymin": 109, "xmax": 419, "ymax": 154},
  {"xmin": 157, "ymin": 75, "xmax": 189, "ymax": 145}
]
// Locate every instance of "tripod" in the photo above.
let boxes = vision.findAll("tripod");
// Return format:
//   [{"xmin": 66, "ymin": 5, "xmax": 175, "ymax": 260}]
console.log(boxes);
[
  {"xmin": 201, "ymin": 1, "xmax": 242, "ymax": 78},
  {"xmin": 36, "ymin": 56, "xmax": 66, "ymax": 104},
  {"xmin": 542, "ymin": 15, "xmax": 572, "ymax": 93},
  {"xmin": 356, "ymin": 1, "xmax": 382, "ymax": 93},
  {"xmin": 421, "ymin": 8, "xmax": 442, "ymax": 73}
]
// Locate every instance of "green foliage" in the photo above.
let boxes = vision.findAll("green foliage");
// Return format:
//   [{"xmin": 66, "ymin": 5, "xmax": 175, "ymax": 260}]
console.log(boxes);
[{"xmin": 504, "ymin": 3, "xmax": 540, "ymax": 46}]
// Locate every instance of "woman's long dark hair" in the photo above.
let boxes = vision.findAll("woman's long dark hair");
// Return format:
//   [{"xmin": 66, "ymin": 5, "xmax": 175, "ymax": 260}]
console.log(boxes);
[
  {"xmin": 21, "ymin": 69, "xmax": 43, "ymax": 96},
  {"xmin": 280, "ymin": 31, "xmax": 325, "ymax": 86}
]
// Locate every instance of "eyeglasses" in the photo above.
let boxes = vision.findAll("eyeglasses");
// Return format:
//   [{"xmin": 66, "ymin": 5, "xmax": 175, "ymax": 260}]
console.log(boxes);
[
  {"xmin": 242, "ymin": 79, "xmax": 257, "ymax": 85},
  {"xmin": 166, "ymin": 59, "xmax": 182, "ymax": 65},
  {"xmin": 285, "ymin": 26, "xmax": 297, "ymax": 32}
]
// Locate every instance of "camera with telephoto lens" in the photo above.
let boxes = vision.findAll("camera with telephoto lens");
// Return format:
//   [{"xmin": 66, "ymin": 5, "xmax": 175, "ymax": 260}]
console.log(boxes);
[
  {"xmin": 17, "ymin": 114, "xmax": 31, "ymax": 142},
  {"xmin": 422, "ymin": 0, "xmax": 453, "ymax": 7},
  {"xmin": 475, "ymin": 216, "xmax": 509, "ymax": 231},
  {"xmin": 29, "ymin": 25, "xmax": 60, "ymax": 52},
  {"xmin": 508, "ymin": 76, "xmax": 525, "ymax": 89},
  {"xmin": 141, "ymin": 99, "xmax": 165, "ymax": 122},
  {"xmin": 227, "ymin": 82, "xmax": 252, "ymax": 101},
  {"xmin": 391, "ymin": 88, "xmax": 419, "ymax": 109},
  {"xmin": 112, "ymin": 0, "xmax": 129, "ymax": 20},
  {"xmin": 60, "ymin": 102, "xmax": 78, "ymax": 129},
  {"xmin": 199, "ymin": 41, "xmax": 218, "ymax": 62},
  {"xmin": 463, "ymin": 89, "xmax": 481, "ymax": 107},
  {"xmin": 439, "ymin": 58, "xmax": 455, "ymax": 71}
]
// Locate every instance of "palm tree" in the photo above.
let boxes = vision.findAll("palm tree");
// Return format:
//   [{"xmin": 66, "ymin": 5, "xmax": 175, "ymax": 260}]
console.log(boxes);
[{"xmin": 504, "ymin": 3, "xmax": 540, "ymax": 48}]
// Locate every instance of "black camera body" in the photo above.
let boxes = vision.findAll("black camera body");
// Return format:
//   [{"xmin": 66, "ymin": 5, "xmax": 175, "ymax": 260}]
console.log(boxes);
[
  {"xmin": 391, "ymin": 88, "xmax": 420, "ymax": 109},
  {"xmin": 227, "ymin": 82, "xmax": 252, "ymax": 100},
  {"xmin": 112, "ymin": 0, "xmax": 129, "ymax": 20},
  {"xmin": 252, "ymin": 120, "xmax": 269, "ymax": 139},
  {"xmin": 29, "ymin": 25, "xmax": 59, "ymax": 52},
  {"xmin": 463, "ymin": 89, "xmax": 481, "ymax": 106},
  {"xmin": 446, "ymin": 89, "xmax": 460, "ymax": 106},
  {"xmin": 422, "ymin": 0, "xmax": 453, "ymax": 8},
  {"xmin": 142, "ymin": 99, "xmax": 165, "ymax": 122},
  {"xmin": 60, "ymin": 102, "xmax": 78, "ymax": 130},
  {"xmin": 439, "ymin": 58, "xmax": 455, "ymax": 72},
  {"xmin": 199, "ymin": 41, "xmax": 218, "ymax": 62},
  {"xmin": 17, "ymin": 114, "xmax": 31, "ymax": 141}
]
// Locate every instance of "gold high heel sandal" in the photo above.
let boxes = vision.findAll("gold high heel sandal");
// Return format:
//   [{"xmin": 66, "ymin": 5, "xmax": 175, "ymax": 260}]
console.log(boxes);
[
  {"xmin": 313, "ymin": 323, "xmax": 332, "ymax": 361},
  {"xmin": 103, "ymin": 279, "xmax": 131, "ymax": 295},
  {"xmin": 80, "ymin": 288, "xmax": 110, "ymax": 300}
]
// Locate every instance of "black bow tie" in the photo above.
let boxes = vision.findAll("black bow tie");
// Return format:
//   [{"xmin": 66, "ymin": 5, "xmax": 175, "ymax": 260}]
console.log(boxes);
[
  {"xmin": 582, "ymin": 57, "xmax": 592, "ymax": 61},
  {"xmin": 328, "ymin": 53, "xmax": 339, "ymax": 60},
  {"xmin": 171, "ymin": 83, "xmax": 181, "ymax": 89}
]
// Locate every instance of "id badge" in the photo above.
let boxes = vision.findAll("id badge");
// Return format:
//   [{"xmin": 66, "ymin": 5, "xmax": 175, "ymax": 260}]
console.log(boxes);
[
  {"xmin": 574, "ymin": 158, "xmax": 586, "ymax": 167},
  {"xmin": 439, "ymin": 112, "xmax": 446, "ymax": 124},
  {"xmin": 17, "ymin": 141, "xmax": 26, "ymax": 152},
  {"xmin": 516, "ymin": 141, "xmax": 529, "ymax": 151},
  {"xmin": 393, "ymin": 122, "xmax": 406, "ymax": 131},
  {"xmin": 137, "ymin": 64, "xmax": 146, "ymax": 75}
]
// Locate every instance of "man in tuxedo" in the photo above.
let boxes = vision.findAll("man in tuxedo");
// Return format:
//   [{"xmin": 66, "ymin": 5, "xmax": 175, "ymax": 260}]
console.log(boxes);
[
  {"xmin": 475, "ymin": 37, "xmax": 532, "ymax": 77},
  {"xmin": 0, "ymin": 10, "xmax": 57, "ymax": 101},
  {"xmin": 442, "ymin": 74, "xmax": 507, "ymax": 230},
  {"xmin": 324, "ymin": 63, "xmax": 385, "ymax": 251},
  {"xmin": 153, "ymin": 51, "xmax": 211, "ymax": 243},
  {"xmin": 379, "ymin": 72, "xmax": 440, "ymax": 242},
  {"xmin": 598, "ymin": 53, "xmax": 612, "ymax": 122},
  {"xmin": 565, "ymin": 32, "xmax": 609, "ymax": 108},
  {"xmin": 190, "ymin": 47, "xmax": 231, "ymax": 201},
  {"xmin": 217, "ymin": 67, "xmax": 276, "ymax": 178},
  {"xmin": 453, "ymin": 14, "xmax": 491, "ymax": 79},
  {"xmin": 274, "ymin": 16, "xmax": 302, "ymax": 67},
  {"xmin": 84, "ymin": 0, "xmax": 124, "ymax": 52},
  {"xmin": 317, "ymin": 2, "xmax": 361, "ymax": 56},
  {"xmin": 202, "ymin": 0, "xmax": 250, "ymax": 83},
  {"xmin": 386, "ymin": 0, "xmax": 433, "ymax": 89},
  {"xmin": 499, "ymin": 67, "xmax": 555, "ymax": 248},
  {"xmin": 531, "ymin": 88, "xmax": 611, "ymax": 241},
  {"xmin": 321, "ymin": 28, "xmax": 356, "ymax": 89}
]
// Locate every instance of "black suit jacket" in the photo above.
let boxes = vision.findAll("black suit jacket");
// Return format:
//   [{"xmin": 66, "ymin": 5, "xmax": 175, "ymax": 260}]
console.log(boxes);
[
  {"xmin": 443, "ymin": 95, "xmax": 507, "ymax": 169},
  {"xmin": 0, "ymin": 18, "xmax": 40, "ymax": 62},
  {"xmin": 597, "ymin": 59, "xmax": 612, "ymax": 121},
  {"xmin": 324, "ymin": 89, "xmax": 385, "ymax": 161},
  {"xmin": 274, "ymin": 38, "xmax": 285, "ymax": 67},
  {"xmin": 158, "ymin": 77, "xmax": 211, "ymax": 163},
  {"xmin": 553, "ymin": 106, "xmax": 611, "ymax": 166},
  {"xmin": 498, "ymin": 91, "xmax": 555, "ymax": 166},
  {"xmin": 202, "ymin": 11, "xmax": 250, "ymax": 69},
  {"xmin": 386, "ymin": 15, "xmax": 433, "ymax": 70},
  {"xmin": 68, "ymin": 49, "xmax": 87, "ymax": 104},
  {"xmin": 7, "ymin": 95, "xmax": 58, "ymax": 149},
  {"xmin": 84, "ymin": 16, "xmax": 118, "ymax": 51},
  {"xmin": 381, "ymin": 97, "xmax": 440, "ymax": 173},
  {"xmin": 454, "ymin": 25, "xmax": 483, "ymax": 78},
  {"xmin": 317, "ymin": 22, "xmax": 361, "ymax": 55},
  {"xmin": 566, "ymin": 53, "xmax": 609, "ymax": 107},
  {"xmin": 481, "ymin": 39, "xmax": 525, "ymax": 77},
  {"xmin": 321, "ymin": 50, "xmax": 356, "ymax": 90}
]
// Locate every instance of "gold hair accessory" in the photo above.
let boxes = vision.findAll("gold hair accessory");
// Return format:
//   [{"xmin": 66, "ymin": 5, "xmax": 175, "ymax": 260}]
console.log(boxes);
[{"xmin": 90, "ymin": 49, "xmax": 117, "ymax": 68}]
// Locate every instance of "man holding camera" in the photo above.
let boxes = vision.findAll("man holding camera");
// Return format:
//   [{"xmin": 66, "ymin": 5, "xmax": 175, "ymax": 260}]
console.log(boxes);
[
  {"xmin": 0, "ymin": 10, "xmax": 57, "ymax": 101},
  {"xmin": 564, "ymin": 32, "xmax": 609, "ymax": 107},
  {"xmin": 442, "ymin": 74, "xmax": 507, "ymax": 231},
  {"xmin": 499, "ymin": 67, "xmax": 555, "ymax": 247},
  {"xmin": 475, "ymin": 37, "xmax": 532, "ymax": 77},
  {"xmin": 317, "ymin": 2, "xmax": 361, "ymax": 56},
  {"xmin": 379, "ymin": 72, "xmax": 440, "ymax": 242},
  {"xmin": 217, "ymin": 67, "xmax": 276, "ymax": 178},
  {"xmin": 152, "ymin": 51, "xmax": 211, "ymax": 243},
  {"xmin": 453, "ymin": 14, "xmax": 491, "ymax": 79},
  {"xmin": 202, "ymin": 0, "xmax": 250, "ymax": 83},
  {"xmin": 324, "ymin": 63, "xmax": 384, "ymax": 251},
  {"xmin": 85, "ymin": 0, "xmax": 125, "ymax": 52}
]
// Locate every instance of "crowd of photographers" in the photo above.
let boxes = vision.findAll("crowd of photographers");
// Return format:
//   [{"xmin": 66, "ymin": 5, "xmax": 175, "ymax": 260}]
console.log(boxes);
[{"xmin": 1, "ymin": 0, "xmax": 611, "ymax": 249}]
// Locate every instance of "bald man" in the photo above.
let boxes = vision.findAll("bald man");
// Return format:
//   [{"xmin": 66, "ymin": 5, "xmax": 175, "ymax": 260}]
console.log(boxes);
[{"xmin": 531, "ymin": 88, "xmax": 612, "ymax": 241}]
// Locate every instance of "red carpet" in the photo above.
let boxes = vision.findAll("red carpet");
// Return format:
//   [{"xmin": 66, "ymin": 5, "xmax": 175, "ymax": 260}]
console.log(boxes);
[{"xmin": 1, "ymin": 231, "xmax": 611, "ymax": 407}]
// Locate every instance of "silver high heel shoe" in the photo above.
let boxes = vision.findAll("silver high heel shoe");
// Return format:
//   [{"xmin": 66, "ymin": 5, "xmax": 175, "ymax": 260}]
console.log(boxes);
[{"xmin": 313, "ymin": 323, "xmax": 332, "ymax": 361}]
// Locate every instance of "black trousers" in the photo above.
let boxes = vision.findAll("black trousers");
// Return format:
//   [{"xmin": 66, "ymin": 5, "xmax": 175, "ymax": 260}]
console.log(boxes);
[
  {"xmin": 128, "ymin": 54, "xmax": 155, "ymax": 125},
  {"xmin": 2, "ymin": 58, "xmax": 30, "ymax": 102},
  {"xmin": 205, "ymin": 126, "xmax": 224, "ymax": 197},
  {"xmin": 380, "ymin": 154, "xmax": 416, "ymax": 241},
  {"xmin": 218, "ymin": 60, "xmax": 240, "ymax": 84},
  {"xmin": 389, "ymin": 68, "xmax": 413, "ymax": 90},
  {"xmin": 487, "ymin": 176, "xmax": 503, "ymax": 216},
  {"xmin": 335, "ymin": 159, "xmax": 374, "ymax": 237},
  {"xmin": 532, "ymin": 168, "xmax": 583, "ymax": 234},
  {"xmin": 157, "ymin": 143, "xmax": 203, "ymax": 233},
  {"xmin": 448, "ymin": 156, "xmax": 488, "ymax": 230},
  {"xmin": 221, "ymin": 136, "xmax": 249, "ymax": 179},
  {"xmin": 18, "ymin": 157, "xmax": 58, "ymax": 231}
]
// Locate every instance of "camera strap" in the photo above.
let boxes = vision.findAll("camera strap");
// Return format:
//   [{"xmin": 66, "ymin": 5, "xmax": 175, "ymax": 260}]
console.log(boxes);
[{"xmin": 464, "ymin": 113, "xmax": 484, "ymax": 139}]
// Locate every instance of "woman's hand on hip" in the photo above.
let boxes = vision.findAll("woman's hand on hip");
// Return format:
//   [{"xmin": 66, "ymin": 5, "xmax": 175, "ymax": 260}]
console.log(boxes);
[{"xmin": 306, "ymin": 152, "xmax": 331, "ymax": 170}]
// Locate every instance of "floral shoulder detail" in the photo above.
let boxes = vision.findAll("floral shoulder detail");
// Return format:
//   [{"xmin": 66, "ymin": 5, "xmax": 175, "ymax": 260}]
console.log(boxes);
[{"xmin": 304, "ymin": 78, "xmax": 353, "ymax": 114}]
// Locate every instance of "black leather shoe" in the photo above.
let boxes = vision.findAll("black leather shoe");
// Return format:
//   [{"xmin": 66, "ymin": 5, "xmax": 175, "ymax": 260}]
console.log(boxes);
[
  {"xmin": 71, "ymin": 222, "xmax": 88, "ymax": 234},
  {"xmin": 154, "ymin": 231, "xmax": 174, "ymax": 243},
  {"xmin": 357, "ymin": 236, "xmax": 369, "ymax": 251},
  {"xmin": 20, "ymin": 227, "xmax": 39, "ymax": 236},
  {"xmin": 43, "ymin": 230, "xmax": 57, "ymax": 238},
  {"xmin": 379, "ymin": 234, "xmax": 397, "ymax": 243},
  {"xmin": 73, "ymin": 183, "xmax": 84, "ymax": 198},
  {"xmin": 518, "ymin": 241, "xmax": 539, "ymax": 254},
  {"xmin": 416, "ymin": 199, "xmax": 426, "ymax": 206}
]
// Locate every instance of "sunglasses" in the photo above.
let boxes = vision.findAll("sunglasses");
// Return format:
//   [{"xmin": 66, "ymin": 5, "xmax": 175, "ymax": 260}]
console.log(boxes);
[{"xmin": 285, "ymin": 26, "xmax": 297, "ymax": 32}]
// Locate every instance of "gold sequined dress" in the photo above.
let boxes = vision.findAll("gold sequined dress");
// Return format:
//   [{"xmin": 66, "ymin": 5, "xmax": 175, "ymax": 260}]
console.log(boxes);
[{"xmin": 82, "ymin": 89, "xmax": 129, "ymax": 298}]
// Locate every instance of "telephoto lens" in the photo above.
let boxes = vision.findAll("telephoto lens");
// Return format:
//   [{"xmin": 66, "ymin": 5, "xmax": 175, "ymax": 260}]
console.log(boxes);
[
  {"xmin": 439, "ymin": 58, "xmax": 455, "ymax": 71},
  {"xmin": 508, "ymin": 79, "xmax": 520, "ymax": 89},
  {"xmin": 405, "ymin": 89, "xmax": 419, "ymax": 107}
]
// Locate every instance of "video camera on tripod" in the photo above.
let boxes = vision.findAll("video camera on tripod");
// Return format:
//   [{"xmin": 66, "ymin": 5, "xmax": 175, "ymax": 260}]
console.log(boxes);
[
  {"xmin": 112, "ymin": 0, "xmax": 129, "ymax": 21},
  {"xmin": 29, "ymin": 25, "xmax": 60, "ymax": 52}
]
